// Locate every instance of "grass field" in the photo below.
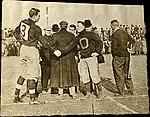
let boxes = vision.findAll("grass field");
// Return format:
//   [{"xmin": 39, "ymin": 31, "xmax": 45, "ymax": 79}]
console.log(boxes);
[{"xmin": 1, "ymin": 54, "xmax": 149, "ymax": 115}]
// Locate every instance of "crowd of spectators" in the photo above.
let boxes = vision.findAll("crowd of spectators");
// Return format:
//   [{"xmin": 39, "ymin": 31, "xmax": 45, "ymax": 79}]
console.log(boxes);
[
  {"xmin": 98, "ymin": 24, "xmax": 146, "ymax": 55},
  {"xmin": 1, "ymin": 24, "xmax": 146, "ymax": 57}
]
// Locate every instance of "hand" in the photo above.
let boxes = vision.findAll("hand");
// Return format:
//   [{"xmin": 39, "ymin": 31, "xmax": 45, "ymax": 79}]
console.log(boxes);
[
  {"xmin": 127, "ymin": 48, "xmax": 132, "ymax": 53},
  {"xmin": 75, "ymin": 56, "xmax": 80, "ymax": 63},
  {"xmin": 54, "ymin": 50, "xmax": 61, "ymax": 57},
  {"xmin": 36, "ymin": 44, "xmax": 41, "ymax": 50},
  {"xmin": 91, "ymin": 52, "xmax": 99, "ymax": 57}
]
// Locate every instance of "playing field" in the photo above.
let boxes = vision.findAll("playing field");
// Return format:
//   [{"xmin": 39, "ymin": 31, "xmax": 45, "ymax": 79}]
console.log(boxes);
[{"xmin": 1, "ymin": 54, "xmax": 149, "ymax": 115}]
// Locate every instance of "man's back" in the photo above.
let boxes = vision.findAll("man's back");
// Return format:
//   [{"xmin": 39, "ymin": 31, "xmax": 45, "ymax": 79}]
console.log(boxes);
[
  {"xmin": 14, "ymin": 18, "xmax": 42, "ymax": 46},
  {"xmin": 75, "ymin": 31, "xmax": 102, "ymax": 58},
  {"xmin": 52, "ymin": 29, "xmax": 75, "ymax": 50},
  {"xmin": 111, "ymin": 29, "xmax": 135, "ymax": 57}
]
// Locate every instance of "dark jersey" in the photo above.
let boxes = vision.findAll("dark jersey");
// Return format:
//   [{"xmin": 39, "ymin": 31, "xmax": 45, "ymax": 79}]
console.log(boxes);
[
  {"xmin": 14, "ymin": 18, "xmax": 55, "ymax": 52},
  {"xmin": 62, "ymin": 30, "xmax": 103, "ymax": 58}
]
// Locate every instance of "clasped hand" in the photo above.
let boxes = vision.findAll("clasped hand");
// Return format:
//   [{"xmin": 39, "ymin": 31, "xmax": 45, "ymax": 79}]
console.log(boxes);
[{"xmin": 54, "ymin": 50, "xmax": 62, "ymax": 57}]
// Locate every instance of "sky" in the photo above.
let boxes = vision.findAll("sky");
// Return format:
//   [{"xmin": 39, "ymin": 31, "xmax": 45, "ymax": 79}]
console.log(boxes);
[{"xmin": 2, "ymin": 1, "xmax": 145, "ymax": 32}]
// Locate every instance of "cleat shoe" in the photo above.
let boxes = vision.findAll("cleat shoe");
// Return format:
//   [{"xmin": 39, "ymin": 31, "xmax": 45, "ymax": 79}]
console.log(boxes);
[
  {"xmin": 29, "ymin": 99, "xmax": 46, "ymax": 105},
  {"xmin": 97, "ymin": 93, "xmax": 105, "ymax": 101},
  {"xmin": 70, "ymin": 94, "xmax": 77, "ymax": 99},
  {"xmin": 26, "ymin": 93, "xmax": 30, "ymax": 98},
  {"xmin": 114, "ymin": 93, "xmax": 125, "ymax": 97},
  {"xmin": 81, "ymin": 92, "xmax": 90, "ymax": 100},
  {"xmin": 125, "ymin": 91, "xmax": 134, "ymax": 96},
  {"xmin": 13, "ymin": 97, "xmax": 23, "ymax": 103}
]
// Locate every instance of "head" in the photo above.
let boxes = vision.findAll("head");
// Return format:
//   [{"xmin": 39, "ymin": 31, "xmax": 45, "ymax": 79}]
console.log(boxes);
[
  {"xmin": 44, "ymin": 28, "xmax": 51, "ymax": 36},
  {"xmin": 84, "ymin": 20, "xmax": 93, "ymax": 31},
  {"xmin": 29, "ymin": 8, "xmax": 40, "ymax": 22},
  {"xmin": 110, "ymin": 20, "xmax": 119, "ymax": 30},
  {"xmin": 52, "ymin": 24, "xmax": 59, "ymax": 33},
  {"xmin": 77, "ymin": 21, "xmax": 85, "ymax": 33},
  {"xmin": 69, "ymin": 24, "xmax": 76, "ymax": 34},
  {"xmin": 92, "ymin": 27, "xmax": 99, "ymax": 34},
  {"xmin": 59, "ymin": 21, "xmax": 68, "ymax": 29}
]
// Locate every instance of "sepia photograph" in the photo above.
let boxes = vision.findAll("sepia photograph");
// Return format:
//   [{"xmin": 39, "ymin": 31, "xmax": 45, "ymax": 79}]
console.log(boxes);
[{"xmin": 1, "ymin": 0, "xmax": 148, "ymax": 116}]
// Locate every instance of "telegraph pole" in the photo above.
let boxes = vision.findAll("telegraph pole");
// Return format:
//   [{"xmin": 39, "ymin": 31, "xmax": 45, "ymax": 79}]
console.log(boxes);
[{"xmin": 46, "ymin": 6, "xmax": 49, "ymax": 27}]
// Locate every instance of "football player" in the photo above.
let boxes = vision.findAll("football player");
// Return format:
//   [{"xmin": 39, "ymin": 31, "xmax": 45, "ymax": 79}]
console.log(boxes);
[
  {"xmin": 62, "ymin": 21, "xmax": 104, "ymax": 100},
  {"xmin": 13, "ymin": 8, "xmax": 61, "ymax": 104}
]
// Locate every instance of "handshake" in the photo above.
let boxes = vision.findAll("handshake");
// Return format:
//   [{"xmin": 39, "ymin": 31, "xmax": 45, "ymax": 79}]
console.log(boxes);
[{"xmin": 54, "ymin": 50, "xmax": 62, "ymax": 57}]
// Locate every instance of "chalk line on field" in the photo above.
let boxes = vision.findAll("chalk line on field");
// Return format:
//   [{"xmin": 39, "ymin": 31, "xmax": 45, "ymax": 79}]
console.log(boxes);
[{"xmin": 106, "ymin": 96, "xmax": 139, "ymax": 114}]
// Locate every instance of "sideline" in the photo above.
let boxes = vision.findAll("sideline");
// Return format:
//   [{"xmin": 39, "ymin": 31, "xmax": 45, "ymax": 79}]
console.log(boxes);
[{"xmin": 106, "ymin": 96, "xmax": 139, "ymax": 114}]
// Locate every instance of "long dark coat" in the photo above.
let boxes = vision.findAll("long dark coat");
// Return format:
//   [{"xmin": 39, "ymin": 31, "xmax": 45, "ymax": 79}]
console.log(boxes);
[{"xmin": 50, "ymin": 29, "xmax": 79, "ymax": 88}]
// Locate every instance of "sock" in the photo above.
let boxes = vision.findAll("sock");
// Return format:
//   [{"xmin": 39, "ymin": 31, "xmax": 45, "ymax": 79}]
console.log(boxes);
[
  {"xmin": 69, "ymin": 86, "xmax": 75, "ymax": 96},
  {"xmin": 28, "ymin": 79, "xmax": 36, "ymax": 100},
  {"xmin": 35, "ymin": 80, "xmax": 38, "ymax": 95},
  {"xmin": 15, "ymin": 76, "xmax": 25, "ymax": 96},
  {"xmin": 58, "ymin": 88, "xmax": 63, "ymax": 95},
  {"xmin": 85, "ymin": 82, "xmax": 91, "ymax": 93}
]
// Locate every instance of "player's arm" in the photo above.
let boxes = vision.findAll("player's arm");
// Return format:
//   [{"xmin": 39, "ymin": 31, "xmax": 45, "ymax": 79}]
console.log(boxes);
[
  {"xmin": 36, "ymin": 27, "xmax": 61, "ymax": 57},
  {"xmin": 13, "ymin": 24, "xmax": 27, "ymax": 45},
  {"xmin": 61, "ymin": 37, "xmax": 79, "ymax": 55},
  {"xmin": 36, "ymin": 27, "xmax": 55, "ymax": 52}
]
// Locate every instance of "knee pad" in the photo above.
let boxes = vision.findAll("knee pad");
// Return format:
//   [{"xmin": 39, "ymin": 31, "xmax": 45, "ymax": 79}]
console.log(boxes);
[
  {"xmin": 27, "ymin": 79, "xmax": 36, "ymax": 89},
  {"xmin": 17, "ymin": 76, "xmax": 25, "ymax": 85}
]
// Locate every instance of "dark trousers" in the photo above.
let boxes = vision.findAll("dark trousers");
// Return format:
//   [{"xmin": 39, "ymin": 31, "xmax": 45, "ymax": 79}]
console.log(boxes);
[
  {"xmin": 112, "ymin": 56, "xmax": 134, "ymax": 95},
  {"xmin": 105, "ymin": 46, "xmax": 109, "ymax": 54},
  {"xmin": 40, "ymin": 63, "xmax": 51, "ymax": 91}
]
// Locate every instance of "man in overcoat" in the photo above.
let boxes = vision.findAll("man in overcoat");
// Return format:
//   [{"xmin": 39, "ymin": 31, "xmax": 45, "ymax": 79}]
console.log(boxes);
[{"xmin": 50, "ymin": 21, "xmax": 79, "ymax": 99}]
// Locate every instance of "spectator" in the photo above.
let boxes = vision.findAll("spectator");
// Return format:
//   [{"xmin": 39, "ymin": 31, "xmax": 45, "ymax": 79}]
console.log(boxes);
[
  {"xmin": 69, "ymin": 24, "xmax": 77, "ymax": 36},
  {"xmin": 51, "ymin": 24, "xmax": 59, "ymax": 34},
  {"xmin": 92, "ymin": 26, "xmax": 99, "ymax": 36},
  {"xmin": 101, "ymin": 28, "xmax": 105, "ymax": 40},
  {"xmin": 84, "ymin": 19, "xmax": 93, "ymax": 32},
  {"xmin": 110, "ymin": 20, "xmax": 135, "ymax": 96},
  {"xmin": 134, "ymin": 38, "xmax": 142, "ymax": 55}
]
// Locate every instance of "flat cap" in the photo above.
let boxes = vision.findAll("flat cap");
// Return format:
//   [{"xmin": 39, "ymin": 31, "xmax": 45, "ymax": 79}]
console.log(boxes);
[{"xmin": 59, "ymin": 21, "xmax": 68, "ymax": 27}]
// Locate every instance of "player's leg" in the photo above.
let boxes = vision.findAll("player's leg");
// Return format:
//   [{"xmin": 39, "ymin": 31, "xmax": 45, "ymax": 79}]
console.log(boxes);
[
  {"xmin": 124, "ymin": 57, "xmax": 134, "ymax": 95},
  {"xmin": 87, "ymin": 57, "xmax": 103, "ymax": 99},
  {"xmin": 28, "ymin": 47, "xmax": 45, "ymax": 104},
  {"xmin": 28, "ymin": 79, "xmax": 37, "ymax": 103},
  {"xmin": 78, "ymin": 59, "xmax": 91, "ymax": 99},
  {"xmin": 13, "ymin": 76, "xmax": 25, "ymax": 103},
  {"xmin": 13, "ymin": 46, "xmax": 27, "ymax": 103}
]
